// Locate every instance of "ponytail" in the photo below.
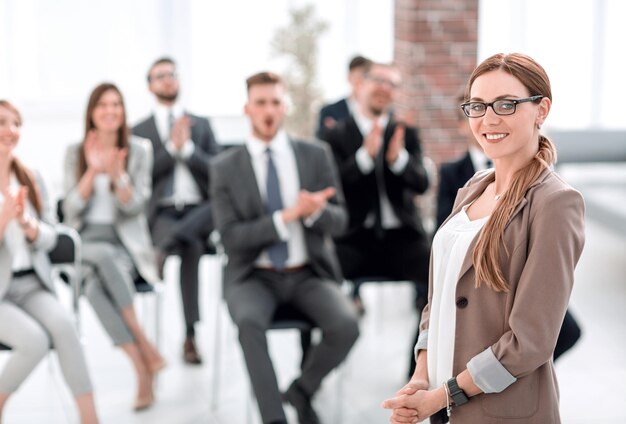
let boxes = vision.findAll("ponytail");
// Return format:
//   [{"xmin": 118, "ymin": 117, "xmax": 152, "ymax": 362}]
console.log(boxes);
[
  {"xmin": 473, "ymin": 136, "xmax": 557, "ymax": 292},
  {"xmin": 11, "ymin": 158, "xmax": 43, "ymax": 217}
]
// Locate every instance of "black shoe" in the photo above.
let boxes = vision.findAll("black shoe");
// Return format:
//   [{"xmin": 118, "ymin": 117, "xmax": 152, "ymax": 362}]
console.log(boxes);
[
  {"xmin": 282, "ymin": 381, "xmax": 320, "ymax": 424},
  {"xmin": 353, "ymin": 296, "xmax": 366, "ymax": 317},
  {"xmin": 155, "ymin": 249, "xmax": 167, "ymax": 280},
  {"xmin": 183, "ymin": 336, "xmax": 203, "ymax": 365}
]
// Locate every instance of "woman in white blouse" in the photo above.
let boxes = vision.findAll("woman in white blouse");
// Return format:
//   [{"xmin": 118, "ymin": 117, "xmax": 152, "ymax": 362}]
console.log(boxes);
[
  {"xmin": 0, "ymin": 100, "xmax": 99, "ymax": 423},
  {"xmin": 63, "ymin": 84, "xmax": 165, "ymax": 411}
]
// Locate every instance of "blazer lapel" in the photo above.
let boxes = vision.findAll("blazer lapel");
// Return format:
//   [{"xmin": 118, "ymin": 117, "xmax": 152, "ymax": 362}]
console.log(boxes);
[
  {"xmin": 290, "ymin": 140, "xmax": 310, "ymax": 190},
  {"xmin": 454, "ymin": 167, "xmax": 551, "ymax": 282},
  {"xmin": 237, "ymin": 147, "xmax": 265, "ymax": 216},
  {"xmin": 145, "ymin": 115, "xmax": 163, "ymax": 144}
]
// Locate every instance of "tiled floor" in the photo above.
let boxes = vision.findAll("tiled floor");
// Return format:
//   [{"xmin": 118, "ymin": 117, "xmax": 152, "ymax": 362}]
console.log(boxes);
[{"xmin": 1, "ymin": 217, "xmax": 625, "ymax": 424}]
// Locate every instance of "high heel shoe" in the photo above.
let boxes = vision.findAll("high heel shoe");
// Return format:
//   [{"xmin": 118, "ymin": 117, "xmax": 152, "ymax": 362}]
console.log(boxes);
[{"xmin": 133, "ymin": 389, "xmax": 154, "ymax": 412}]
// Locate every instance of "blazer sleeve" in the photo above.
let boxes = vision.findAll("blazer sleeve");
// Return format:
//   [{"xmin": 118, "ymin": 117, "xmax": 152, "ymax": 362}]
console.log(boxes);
[
  {"xmin": 115, "ymin": 139, "xmax": 153, "ymax": 217},
  {"xmin": 186, "ymin": 117, "xmax": 219, "ymax": 189},
  {"xmin": 467, "ymin": 188, "xmax": 585, "ymax": 393},
  {"xmin": 210, "ymin": 156, "xmax": 282, "ymax": 255},
  {"xmin": 386, "ymin": 126, "xmax": 429, "ymax": 194},
  {"xmin": 62, "ymin": 144, "xmax": 88, "ymax": 225},
  {"xmin": 304, "ymin": 144, "xmax": 348, "ymax": 237},
  {"xmin": 323, "ymin": 124, "xmax": 368, "ymax": 186},
  {"xmin": 30, "ymin": 171, "xmax": 58, "ymax": 252}
]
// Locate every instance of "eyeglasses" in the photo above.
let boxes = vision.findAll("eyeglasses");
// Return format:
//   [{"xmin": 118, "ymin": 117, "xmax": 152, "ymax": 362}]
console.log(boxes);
[
  {"xmin": 461, "ymin": 95, "xmax": 543, "ymax": 118},
  {"xmin": 150, "ymin": 72, "xmax": 178, "ymax": 82},
  {"xmin": 365, "ymin": 75, "xmax": 399, "ymax": 89}
]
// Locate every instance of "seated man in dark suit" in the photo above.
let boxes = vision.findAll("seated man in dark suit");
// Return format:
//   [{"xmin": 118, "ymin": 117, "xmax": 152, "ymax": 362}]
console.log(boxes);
[
  {"xmin": 133, "ymin": 57, "xmax": 220, "ymax": 364},
  {"xmin": 211, "ymin": 72, "xmax": 359, "ymax": 424},
  {"xmin": 323, "ymin": 61, "xmax": 431, "ymax": 315},
  {"xmin": 316, "ymin": 55, "xmax": 372, "ymax": 141}
]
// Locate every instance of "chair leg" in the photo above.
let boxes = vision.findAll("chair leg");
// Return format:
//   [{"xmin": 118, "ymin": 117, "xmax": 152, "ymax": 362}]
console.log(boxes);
[{"xmin": 300, "ymin": 329, "xmax": 312, "ymax": 369}]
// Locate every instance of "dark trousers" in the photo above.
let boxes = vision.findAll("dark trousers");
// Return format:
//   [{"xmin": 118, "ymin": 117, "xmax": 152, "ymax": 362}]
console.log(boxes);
[
  {"xmin": 336, "ymin": 227, "xmax": 430, "ymax": 286},
  {"xmin": 226, "ymin": 268, "xmax": 359, "ymax": 424},
  {"xmin": 151, "ymin": 202, "xmax": 213, "ymax": 326},
  {"xmin": 337, "ymin": 227, "xmax": 431, "ymax": 379}
]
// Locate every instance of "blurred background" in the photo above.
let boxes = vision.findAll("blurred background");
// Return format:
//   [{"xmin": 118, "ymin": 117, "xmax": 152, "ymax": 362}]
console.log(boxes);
[{"xmin": 0, "ymin": 0, "xmax": 625, "ymax": 423}]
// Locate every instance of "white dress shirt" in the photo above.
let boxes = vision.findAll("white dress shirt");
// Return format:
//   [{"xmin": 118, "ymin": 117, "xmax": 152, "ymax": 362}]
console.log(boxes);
[
  {"xmin": 154, "ymin": 102, "xmax": 202, "ymax": 206},
  {"xmin": 245, "ymin": 130, "xmax": 309, "ymax": 268},
  {"xmin": 0, "ymin": 174, "xmax": 35, "ymax": 271},
  {"xmin": 352, "ymin": 107, "xmax": 408, "ymax": 229}
]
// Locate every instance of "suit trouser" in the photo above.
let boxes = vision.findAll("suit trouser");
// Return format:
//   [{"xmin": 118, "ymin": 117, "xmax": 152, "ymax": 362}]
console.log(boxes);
[
  {"xmin": 151, "ymin": 202, "xmax": 213, "ymax": 326},
  {"xmin": 226, "ymin": 268, "xmax": 360, "ymax": 424},
  {"xmin": 81, "ymin": 224, "xmax": 137, "ymax": 345},
  {"xmin": 0, "ymin": 274, "xmax": 92, "ymax": 395}
]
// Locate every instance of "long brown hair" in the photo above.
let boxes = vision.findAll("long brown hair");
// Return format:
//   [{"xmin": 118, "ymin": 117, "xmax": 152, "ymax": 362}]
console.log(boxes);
[
  {"xmin": 77, "ymin": 83, "xmax": 129, "ymax": 179},
  {"xmin": 467, "ymin": 53, "xmax": 557, "ymax": 292},
  {"xmin": 0, "ymin": 100, "xmax": 44, "ymax": 216}
]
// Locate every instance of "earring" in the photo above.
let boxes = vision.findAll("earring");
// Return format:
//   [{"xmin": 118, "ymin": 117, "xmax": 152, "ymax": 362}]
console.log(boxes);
[{"xmin": 536, "ymin": 123, "xmax": 542, "ymax": 130}]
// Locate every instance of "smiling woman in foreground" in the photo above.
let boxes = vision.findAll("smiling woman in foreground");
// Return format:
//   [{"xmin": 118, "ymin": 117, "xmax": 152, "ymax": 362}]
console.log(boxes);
[{"xmin": 382, "ymin": 53, "xmax": 586, "ymax": 423}]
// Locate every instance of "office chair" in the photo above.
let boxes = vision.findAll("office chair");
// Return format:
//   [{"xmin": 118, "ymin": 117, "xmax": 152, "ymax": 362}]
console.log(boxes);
[
  {"xmin": 56, "ymin": 198, "xmax": 164, "ymax": 348},
  {"xmin": 0, "ymin": 224, "xmax": 82, "ymax": 349}
]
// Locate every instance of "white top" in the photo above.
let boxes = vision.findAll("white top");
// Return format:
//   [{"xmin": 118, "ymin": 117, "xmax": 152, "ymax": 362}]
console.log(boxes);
[
  {"xmin": 0, "ymin": 174, "xmax": 35, "ymax": 271},
  {"xmin": 351, "ymin": 107, "xmax": 409, "ymax": 229},
  {"xmin": 427, "ymin": 205, "xmax": 488, "ymax": 389},
  {"xmin": 154, "ymin": 102, "xmax": 202, "ymax": 206},
  {"xmin": 245, "ymin": 130, "xmax": 309, "ymax": 268},
  {"xmin": 84, "ymin": 174, "xmax": 117, "ymax": 224}
]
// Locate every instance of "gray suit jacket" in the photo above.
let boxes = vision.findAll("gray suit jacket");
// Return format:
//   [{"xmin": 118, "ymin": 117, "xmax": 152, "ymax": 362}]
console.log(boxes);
[
  {"xmin": 210, "ymin": 139, "xmax": 347, "ymax": 293},
  {"xmin": 63, "ymin": 136, "xmax": 159, "ymax": 284},
  {"xmin": 132, "ymin": 113, "xmax": 219, "ymax": 225},
  {"xmin": 0, "ymin": 173, "xmax": 58, "ymax": 299}
]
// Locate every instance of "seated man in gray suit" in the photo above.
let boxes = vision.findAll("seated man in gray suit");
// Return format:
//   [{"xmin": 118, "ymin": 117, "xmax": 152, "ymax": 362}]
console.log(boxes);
[
  {"xmin": 211, "ymin": 72, "xmax": 359, "ymax": 424},
  {"xmin": 133, "ymin": 57, "xmax": 219, "ymax": 364}
]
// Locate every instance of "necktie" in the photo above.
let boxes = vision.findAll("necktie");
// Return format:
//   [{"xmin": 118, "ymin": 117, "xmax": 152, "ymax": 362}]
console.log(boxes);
[
  {"xmin": 163, "ymin": 110, "xmax": 176, "ymax": 197},
  {"xmin": 265, "ymin": 148, "xmax": 288, "ymax": 270}
]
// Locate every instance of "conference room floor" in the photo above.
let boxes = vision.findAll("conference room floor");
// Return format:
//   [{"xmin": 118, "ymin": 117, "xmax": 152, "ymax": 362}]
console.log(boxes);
[{"xmin": 1, "ymin": 217, "xmax": 624, "ymax": 424}]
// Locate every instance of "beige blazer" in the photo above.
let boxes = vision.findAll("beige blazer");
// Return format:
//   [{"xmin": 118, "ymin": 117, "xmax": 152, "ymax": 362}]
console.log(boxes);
[
  {"xmin": 62, "ymin": 136, "xmax": 159, "ymax": 284},
  {"xmin": 0, "ymin": 173, "xmax": 58, "ymax": 299},
  {"xmin": 419, "ymin": 167, "xmax": 585, "ymax": 424}
]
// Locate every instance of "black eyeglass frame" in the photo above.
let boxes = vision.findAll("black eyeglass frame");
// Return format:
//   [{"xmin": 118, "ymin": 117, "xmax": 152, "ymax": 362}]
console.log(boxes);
[{"xmin": 460, "ymin": 95, "xmax": 544, "ymax": 118}]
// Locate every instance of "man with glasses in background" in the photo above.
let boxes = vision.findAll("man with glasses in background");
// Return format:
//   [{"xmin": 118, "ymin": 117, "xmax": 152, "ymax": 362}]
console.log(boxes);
[
  {"xmin": 133, "ymin": 57, "xmax": 220, "ymax": 365},
  {"xmin": 322, "ymin": 62, "xmax": 431, "ymax": 328}
]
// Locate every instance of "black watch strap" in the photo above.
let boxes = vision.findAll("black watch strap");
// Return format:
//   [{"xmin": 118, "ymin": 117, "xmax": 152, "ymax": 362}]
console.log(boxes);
[{"xmin": 446, "ymin": 377, "xmax": 469, "ymax": 406}]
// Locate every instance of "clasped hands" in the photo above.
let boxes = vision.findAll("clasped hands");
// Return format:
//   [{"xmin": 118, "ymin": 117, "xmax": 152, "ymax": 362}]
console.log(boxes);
[
  {"xmin": 382, "ymin": 378, "xmax": 446, "ymax": 424},
  {"xmin": 281, "ymin": 187, "xmax": 336, "ymax": 224}
]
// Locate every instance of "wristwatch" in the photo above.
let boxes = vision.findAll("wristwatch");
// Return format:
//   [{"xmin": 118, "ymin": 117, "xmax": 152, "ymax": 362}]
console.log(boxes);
[{"xmin": 446, "ymin": 377, "xmax": 469, "ymax": 406}]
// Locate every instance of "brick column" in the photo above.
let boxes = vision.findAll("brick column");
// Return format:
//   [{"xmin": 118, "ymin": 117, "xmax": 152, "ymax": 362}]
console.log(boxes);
[{"xmin": 394, "ymin": 0, "xmax": 479, "ymax": 165}]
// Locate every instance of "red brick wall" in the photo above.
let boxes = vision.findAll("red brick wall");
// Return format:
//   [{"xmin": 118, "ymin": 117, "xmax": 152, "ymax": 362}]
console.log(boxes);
[{"xmin": 394, "ymin": 0, "xmax": 479, "ymax": 165}]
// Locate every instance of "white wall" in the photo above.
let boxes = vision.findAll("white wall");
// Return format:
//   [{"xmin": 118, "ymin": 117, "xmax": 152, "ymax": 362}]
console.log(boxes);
[
  {"xmin": 1, "ymin": 0, "xmax": 623, "ymax": 196},
  {"xmin": 478, "ymin": 0, "xmax": 626, "ymax": 130}
]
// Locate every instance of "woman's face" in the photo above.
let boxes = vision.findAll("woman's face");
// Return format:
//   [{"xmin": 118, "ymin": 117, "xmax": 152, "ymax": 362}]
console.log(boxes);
[
  {"xmin": 0, "ymin": 105, "xmax": 21, "ymax": 156},
  {"xmin": 468, "ymin": 69, "xmax": 549, "ymax": 166},
  {"xmin": 91, "ymin": 89, "xmax": 124, "ymax": 133}
]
